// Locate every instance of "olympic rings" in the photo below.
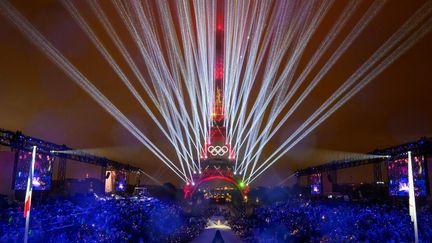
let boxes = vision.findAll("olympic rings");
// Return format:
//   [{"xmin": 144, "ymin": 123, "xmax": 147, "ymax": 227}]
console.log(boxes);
[{"xmin": 207, "ymin": 145, "xmax": 229, "ymax": 156}]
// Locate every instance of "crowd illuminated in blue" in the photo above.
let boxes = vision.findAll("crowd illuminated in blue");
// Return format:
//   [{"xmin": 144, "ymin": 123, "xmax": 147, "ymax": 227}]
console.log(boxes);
[
  {"xmin": 1, "ymin": 193, "xmax": 431, "ymax": 242},
  {"xmin": 0, "ymin": 194, "xmax": 205, "ymax": 242},
  {"xmin": 233, "ymin": 198, "xmax": 432, "ymax": 242}
]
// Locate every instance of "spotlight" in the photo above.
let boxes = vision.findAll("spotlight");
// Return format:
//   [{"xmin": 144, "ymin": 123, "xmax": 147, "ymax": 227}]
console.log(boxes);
[{"xmin": 238, "ymin": 181, "xmax": 245, "ymax": 189}]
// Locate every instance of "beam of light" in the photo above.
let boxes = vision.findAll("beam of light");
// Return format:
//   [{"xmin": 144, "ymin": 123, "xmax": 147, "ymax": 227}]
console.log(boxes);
[
  {"xmin": 88, "ymin": 0, "xmax": 200, "ymax": 175},
  {"xmin": 284, "ymin": 149, "xmax": 392, "ymax": 164},
  {"xmin": 233, "ymin": 0, "xmax": 332, "ymax": 159},
  {"xmin": 229, "ymin": 0, "xmax": 326, "ymax": 172},
  {"xmin": 229, "ymin": 1, "xmax": 316, "ymax": 147},
  {"xmin": 113, "ymin": 0, "xmax": 223, "ymax": 176},
  {"xmin": 235, "ymin": 1, "xmax": 359, "ymax": 167},
  {"xmin": 109, "ymin": 0, "xmax": 201, "ymax": 174},
  {"xmin": 167, "ymin": 0, "xmax": 215, "ymax": 171},
  {"xmin": 51, "ymin": 149, "xmax": 173, "ymax": 182},
  {"xmin": 125, "ymin": 0, "xmax": 218, "ymax": 168},
  {"xmin": 238, "ymin": 0, "xmax": 381, "ymax": 168},
  {"xmin": 0, "ymin": 0, "xmax": 189, "ymax": 182},
  {"xmin": 114, "ymin": 0, "xmax": 220, "ymax": 178},
  {"xmin": 113, "ymin": 0, "xmax": 213, "ymax": 178},
  {"xmin": 225, "ymin": 0, "xmax": 284, "ymax": 140},
  {"xmin": 239, "ymin": 0, "xmax": 334, "ymax": 176},
  {"xmin": 247, "ymin": 8, "xmax": 432, "ymax": 183},
  {"xmin": 238, "ymin": 0, "xmax": 386, "ymax": 175},
  {"xmin": 277, "ymin": 173, "xmax": 297, "ymax": 186},
  {"xmin": 116, "ymin": 0, "xmax": 201, "ymax": 178},
  {"xmin": 172, "ymin": 0, "xmax": 217, "ymax": 171},
  {"xmin": 235, "ymin": 0, "xmax": 336, "ymax": 174},
  {"xmin": 249, "ymin": 17, "xmax": 432, "ymax": 183},
  {"xmin": 271, "ymin": 150, "xmax": 391, "ymax": 185},
  {"xmin": 247, "ymin": 1, "xmax": 431, "ymax": 182},
  {"xmin": 131, "ymin": 0, "xmax": 206, "ymax": 140},
  {"xmin": 138, "ymin": 169, "xmax": 162, "ymax": 186},
  {"xmin": 115, "ymin": 0, "xmax": 217, "ymax": 179},
  {"xmin": 249, "ymin": 81, "xmax": 296, "ymax": 171},
  {"xmin": 112, "ymin": 0, "xmax": 205, "ymax": 157},
  {"xmin": 61, "ymin": 0, "xmax": 197, "ymax": 181},
  {"xmin": 224, "ymin": 0, "xmax": 262, "ymax": 132},
  {"xmin": 51, "ymin": 147, "xmax": 164, "ymax": 185},
  {"xmin": 163, "ymin": 0, "xmax": 204, "ymax": 156},
  {"xmin": 192, "ymin": 0, "xmax": 216, "ymax": 129}
]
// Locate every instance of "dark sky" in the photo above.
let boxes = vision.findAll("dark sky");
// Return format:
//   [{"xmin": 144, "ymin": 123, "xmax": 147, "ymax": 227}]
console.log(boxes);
[{"xmin": 0, "ymin": 0, "xmax": 431, "ymax": 186}]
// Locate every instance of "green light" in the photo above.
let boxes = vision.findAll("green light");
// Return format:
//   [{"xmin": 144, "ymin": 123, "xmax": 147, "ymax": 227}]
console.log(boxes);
[{"xmin": 238, "ymin": 181, "xmax": 245, "ymax": 189}]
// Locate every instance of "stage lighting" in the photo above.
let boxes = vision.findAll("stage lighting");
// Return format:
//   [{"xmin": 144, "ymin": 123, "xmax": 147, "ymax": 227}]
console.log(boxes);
[{"xmin": 238, "ymin": 181, "xmax": 245, "ymax": 189}]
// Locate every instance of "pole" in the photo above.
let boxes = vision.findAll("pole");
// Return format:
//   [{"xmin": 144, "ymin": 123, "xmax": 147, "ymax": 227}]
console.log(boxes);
[
  {"xmin": 24, "ymin": 146, "xmax": 36, "ymax": 243},
  {"xmin": 407, "ymin": 151, "xmax": 418, "ymax": 243}
]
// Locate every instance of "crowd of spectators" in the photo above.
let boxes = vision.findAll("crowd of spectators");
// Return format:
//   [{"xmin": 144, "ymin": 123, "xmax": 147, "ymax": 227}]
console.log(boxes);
[
  {"xmin": 1, "ymin": 192, "xmax": 431, "ymax": 242},
  {"xmin": 232, "ymin": 198, "xmax": 432, "ymax": 242},
  {"xmin": 0, "ymin": 194, "xmax": 205, "ymax": 242}
]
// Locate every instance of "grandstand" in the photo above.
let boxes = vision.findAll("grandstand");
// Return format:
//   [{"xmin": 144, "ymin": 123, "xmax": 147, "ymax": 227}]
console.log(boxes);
[{"xmin": 296, "ymin": 138, "xmax": 432, "ymax": 200}]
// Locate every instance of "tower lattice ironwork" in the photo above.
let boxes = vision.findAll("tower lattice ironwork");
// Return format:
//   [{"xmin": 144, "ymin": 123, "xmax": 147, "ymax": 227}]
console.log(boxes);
[{"xmin": 184, "ymin": 2, "xmax": 249, "ymax": 199}]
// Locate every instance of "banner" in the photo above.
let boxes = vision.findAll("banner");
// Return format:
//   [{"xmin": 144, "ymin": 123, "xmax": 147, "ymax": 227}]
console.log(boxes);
[
  {"xmin": 407, "ymin": 151, "xmax": 418, "ymax": 243},
  {"xmin": 24, "ymin": 146, "xmax": 36, "ymax": 243}
]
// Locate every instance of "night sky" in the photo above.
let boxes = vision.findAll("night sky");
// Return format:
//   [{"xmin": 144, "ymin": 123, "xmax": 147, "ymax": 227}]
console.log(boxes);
[{"xmin": 1, "ymin": 0, "xmax": 431, "ymax": 186}]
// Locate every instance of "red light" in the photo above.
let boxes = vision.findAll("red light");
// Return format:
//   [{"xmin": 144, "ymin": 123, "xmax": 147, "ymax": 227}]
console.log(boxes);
[{"xmin": 217, "ymin": 25, "xmax": 223, "ymax": 31}]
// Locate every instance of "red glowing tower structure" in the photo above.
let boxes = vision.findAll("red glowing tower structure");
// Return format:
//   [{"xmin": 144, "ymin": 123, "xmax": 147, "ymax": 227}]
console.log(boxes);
[{"xmin": 184, "ymin": 2, "xmax": 249, "ymax": 199}]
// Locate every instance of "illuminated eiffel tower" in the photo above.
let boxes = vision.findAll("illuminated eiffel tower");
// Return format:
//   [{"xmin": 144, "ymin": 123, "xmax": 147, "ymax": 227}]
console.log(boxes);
[{"xmin": 183, "ymin": 2, "xmax": 249, "ymax": 200}]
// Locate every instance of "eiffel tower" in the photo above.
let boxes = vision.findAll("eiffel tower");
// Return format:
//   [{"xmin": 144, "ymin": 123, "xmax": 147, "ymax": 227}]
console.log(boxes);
[{"xmin": 183, "ymin": 1, "xmax": 249, "ymax": 200}]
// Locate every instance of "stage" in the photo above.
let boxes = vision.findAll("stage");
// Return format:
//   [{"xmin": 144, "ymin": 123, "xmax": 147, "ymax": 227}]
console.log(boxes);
[{"xmin": 192, "ymin": 216, "xmax": 243, "ymax": 243}]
